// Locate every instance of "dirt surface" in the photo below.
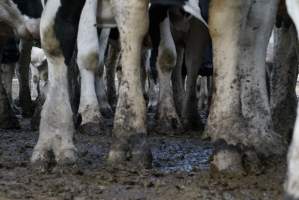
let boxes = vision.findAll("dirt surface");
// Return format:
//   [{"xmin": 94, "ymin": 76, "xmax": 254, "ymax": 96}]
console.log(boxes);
[{"xmin": 0, "ymin": 115, "xmax": 286, "ymax": 200}]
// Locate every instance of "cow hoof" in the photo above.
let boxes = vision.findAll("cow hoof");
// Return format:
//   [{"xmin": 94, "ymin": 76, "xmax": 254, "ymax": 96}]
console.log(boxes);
[
  {"xmin": 155, "ymin": 117, "xmax": 183, "ymax": 134},
  {"xmin": 243, "ymin": 149, "xmax": 263, "ymax": 174},
  {"xmin": 56, "ymin": 148, "xmax": 77, "ymax": 166},
  {"xmin": 108, "ymin": 135, "xmax": 152, "ymax": 169},
  {"xmin": 211, "ymin": 147, "xmax": 244, "ymax": 175},
  {"xmin": 100, "ymin": 106, "xmax": 113, "ymax": 118},
  {"xmin": 129, "ymin": 137, "xmax": 153, "ymax": 169},
  {"xmin": 79, "ymin": 122, "xmax": 105, "ymax": 135},
  {"xmin": 182, "ymin": 117, "xmax": 204, "ymax": 132},
  {"xmin": 107, "ymin": 141, "xmax": 128, "ymax": 166},
  {"xmin": 31, "ymin": 149, "xmax": 53, "ymax": 172}
]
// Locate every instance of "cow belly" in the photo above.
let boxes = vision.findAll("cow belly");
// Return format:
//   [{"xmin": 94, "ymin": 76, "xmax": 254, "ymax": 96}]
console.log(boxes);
[{"xmin": 97, "ymin": 0, "xmax": 116, "ymax": 28}]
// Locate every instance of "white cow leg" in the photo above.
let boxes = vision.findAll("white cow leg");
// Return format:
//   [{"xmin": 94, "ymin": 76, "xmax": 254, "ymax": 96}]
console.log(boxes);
[
  {"xmin": 208, "ymin": 0, "xmax": 283, "ymax": 173},
  {"xmin": 108, "ymin": 0, "xmax": 151, "ymax": 167},
  {"xmin": 31, "ymin": 0, "xmax": 85, "ymax": 168},
  {"xmin": 181, "ymin": 18, "xmax": 209, "ymax": 131},
  {"xmin": 285, "ymin": 1, "xmax": 299, "ymax": 199},
  {"xmin": 156, "ymin": 16, "xmax": 182, "ymax": 134},
  {"xmin": 77, "ymin": 0, "xmax": 104, "ymax": 131}
]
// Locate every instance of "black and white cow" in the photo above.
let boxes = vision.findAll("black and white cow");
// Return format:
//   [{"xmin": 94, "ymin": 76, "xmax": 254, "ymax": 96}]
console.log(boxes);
[
  {"xmin": 148, "ymin": 1, "xmax": 210, "ymax": 132},
  {"xmin": 31, "ymin": 0, "xmax": 209, "ymax": 168}
]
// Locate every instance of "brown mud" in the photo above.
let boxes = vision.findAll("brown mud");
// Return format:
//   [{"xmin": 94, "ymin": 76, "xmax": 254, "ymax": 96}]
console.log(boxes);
[{"xmin": 0, "ymin": 115, "xmax": 286, "ymax": 200}]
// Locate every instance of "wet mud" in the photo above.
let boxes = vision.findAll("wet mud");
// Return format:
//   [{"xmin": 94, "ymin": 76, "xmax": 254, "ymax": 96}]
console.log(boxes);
[{"xmin": 0, "ymin": 116, "xmax": 286, "ymax": 200}]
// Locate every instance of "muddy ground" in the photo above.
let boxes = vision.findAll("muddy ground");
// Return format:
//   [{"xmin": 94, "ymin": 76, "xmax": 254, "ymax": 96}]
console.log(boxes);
[{"xmin": 0, "ymin": 113, "xmax": 286, "ymax": 200}]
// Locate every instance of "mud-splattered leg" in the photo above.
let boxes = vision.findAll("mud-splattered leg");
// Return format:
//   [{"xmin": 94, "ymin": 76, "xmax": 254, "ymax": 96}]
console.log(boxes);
[{"xmin": 108, "ymin": 0, "xmax": 152, "ymax": 167}]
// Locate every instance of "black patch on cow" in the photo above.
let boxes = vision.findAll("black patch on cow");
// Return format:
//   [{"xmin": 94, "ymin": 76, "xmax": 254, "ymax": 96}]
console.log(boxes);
[
  {"xmin": 150, "ymin": 0, "xmax": 187, "ymax": 6},
  {"xmin": 149, "ymin": 5, "xmax": 168, "ymax": 83},
  {"xmin": 54, "ymin": 0, "xmax": 85, "ymax": 65},
  {"xmin": 198, "ymin": 0, "xmax": 209, "ymax": 21},
  {"xmin": 12, "ymin": 0, "xmax": 43, "ymax": 18},
  {"xmin": 199, "ymin": 43, "xmax": 213, "ymax": 76},
  {"xmin": 1, "ymin": 37, "xmax": 19, "ymax": 64},
  {"xmin": 109, "ymin": 28, "xmax": 119, "ymax": 41}
]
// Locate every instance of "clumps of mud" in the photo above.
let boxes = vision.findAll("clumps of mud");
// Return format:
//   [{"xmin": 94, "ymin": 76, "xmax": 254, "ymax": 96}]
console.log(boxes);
[{"xmin": 0, "ymin": 119, "xmax": 285, "ymax": 200}]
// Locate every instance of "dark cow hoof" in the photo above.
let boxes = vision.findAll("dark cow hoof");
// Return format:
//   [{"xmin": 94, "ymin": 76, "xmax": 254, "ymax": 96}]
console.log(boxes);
[
  {"xmin": 182, "ymin": 117, "xmax": 204, "ymax": 132},
  {"xmin": 147, "ymin": 105, "xmax": 157, "ymax": 113},
  {"xmin": 243, "ymin": 149, "xmax": 263, "ymax": 175},
  {"xmin": 108, "ymin": 135, "xmax": 152, "ymax": 169},
  {"xmin": 211, "ymin": 142, "xmax": 244, "ymax": 175},
  {"xmin": 100, "ymin": 106, "xmax": 114, "ymax": 119},
  {"xmin": 31, "ymin": 151, "xmax": 55, "ymax": 173},
  {"xmin": 79, "ymin": 122, "xmax": 105, "ymax": 135},
  {"xmin": 155, "ymin": 117, "xmax": 183, "ymax": 135},
  {"xmin": 129, "ymin": 135, "xmax": 153, "ymax": 169},
  {"xmin": 107, "ymin": 139, "xmax": 129, "ymax": 166}
]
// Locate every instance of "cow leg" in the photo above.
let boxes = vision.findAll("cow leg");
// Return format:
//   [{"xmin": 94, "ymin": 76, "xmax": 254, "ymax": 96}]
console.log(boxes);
[
  {"xmin": 1, "ymin": 63, "xmax": 15, "ymax": 104},
  {"xmin": 95, "ymin": 28, "xmax": 113, "ymax": 118},
  {"xmin": 0, "ymin": 49, "xmax": 19, "ymax": 129},
  {"xmin": 181, "ymin": 18, "xmax": 209, "ymax": 130},
  {"xmin": 284, "ymin": 1, "xmax": 299, "ymax": 199},
  {"xmin": 155, "ymin": 15, "xmax": 182, "ymax": 134},
  {"xmin": 108, "ymin": 0, "xmax": 151, "ymax": 167},
  {"xmin": 147, "ymin": 49, "xmax": 159, "ymax": 113},
  {"xmin": 16, "ymin": 39, "xmax": 34, "ymax": 117},
  {"xmin": 172, "ymin": 47, "xmax": 185, "ymax": 116},
  {"xmin": 31, "ymin": 0, "xmax": 85, "ymax": 167},
  {"xmin": 77, "ymin": 0, "xmax": 104, "ymax": 132},
  {"xmin": 270, "ymin": 24, "xmax": 298, "ymax": 142},
  {"xmin": 141, "ymin": 49, "xmax": 148, "ymax": 102},
  {"xmin": 207, "ymin": 0, "xmax": 283, "ymax": 173},
  {"xmin": 105, "ymin": 42, "xmax": 120, "ymax": 110},
  {"xmin": 197, "ymin": 76, "xmax": 209, "ymax": 113}
]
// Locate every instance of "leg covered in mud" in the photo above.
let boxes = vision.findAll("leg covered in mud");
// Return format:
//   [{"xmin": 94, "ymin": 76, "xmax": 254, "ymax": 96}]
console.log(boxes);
[
  {"xmin": 31, "ymin": 0, "xmax": 85, "ymax": 168},
  {"xmin": 108, "ymin": 0, "xmax": 152, "ymax": 167},
  {"xmin": 207, "ymin": 0, "xmax": 284, "ymax": 173},
  {"xmin": 284, "ymin": 1, "xmax": 299, "ymax": 199}
]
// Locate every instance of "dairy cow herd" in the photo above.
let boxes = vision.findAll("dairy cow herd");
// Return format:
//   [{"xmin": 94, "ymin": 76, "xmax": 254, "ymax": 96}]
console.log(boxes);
[{"xmin": 1, "ymin": 0, "xmax": 299, "ymax": 199}]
